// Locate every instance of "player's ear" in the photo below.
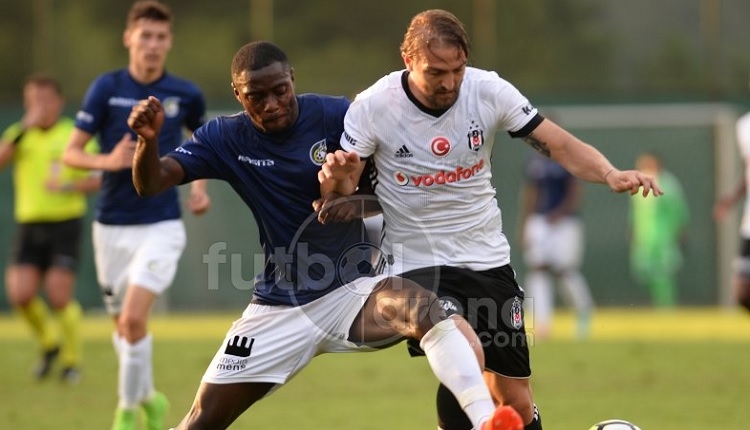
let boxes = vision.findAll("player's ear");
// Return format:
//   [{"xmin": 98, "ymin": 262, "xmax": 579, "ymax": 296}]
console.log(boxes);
[
  {"xmin": 402, "ymin": 53, "xmax": 414, "ymax": 71},
  {"xmin": 122, "ymin": 29, "xmax": 131, "ymax": 48},
  {"xmin": 231, "ymin": 82, "xmax": 241, "ymax": 101},
  {"xmin": 290, "ymin": 67, "xmax": 295, "ymax": 85}
]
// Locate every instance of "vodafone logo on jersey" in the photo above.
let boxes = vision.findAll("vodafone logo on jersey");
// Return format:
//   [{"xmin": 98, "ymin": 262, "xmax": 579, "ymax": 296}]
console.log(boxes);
[
  {"xmin": 394, "ymin": 159, "xmax": 485, "ymax": 187},
  {"xmin": 394, "ymin": 171, "xmax": 409, "ymax": 186},
  {"xmin": 430, "ymin": 137, "xmax": 451, "ymax": 157}
]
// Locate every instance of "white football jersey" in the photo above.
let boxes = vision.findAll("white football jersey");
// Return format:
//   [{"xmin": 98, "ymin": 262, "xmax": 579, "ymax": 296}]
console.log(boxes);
[
  {"xmin": 341, "ymin": 67, "xmax": 540, "ymax": 273},
  {"xmin": 736, "ymin": 112, "xmax": 750, "ymax": 238}
]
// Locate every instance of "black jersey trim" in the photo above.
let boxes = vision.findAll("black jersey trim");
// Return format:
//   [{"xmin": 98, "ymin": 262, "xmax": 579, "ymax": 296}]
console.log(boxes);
[
  {"xmin": 401, "ymin": 71, "xmax": 450, "ymax": 118},
  {"xmin": 508, "ymin": 114, "xmax": 545, "ymax": 138}
]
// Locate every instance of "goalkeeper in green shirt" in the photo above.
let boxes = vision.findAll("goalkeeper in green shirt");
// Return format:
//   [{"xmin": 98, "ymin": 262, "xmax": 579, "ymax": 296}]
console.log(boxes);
[{"xmin": 630, "ymin": 152, "xmax": 689, "ymax": 307}]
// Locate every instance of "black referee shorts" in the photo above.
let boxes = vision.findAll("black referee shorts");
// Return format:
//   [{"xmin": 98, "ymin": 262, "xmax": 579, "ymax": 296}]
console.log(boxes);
[{"xmin": 10, "ymin": 218, "xmax": 83, "ymax": 272}]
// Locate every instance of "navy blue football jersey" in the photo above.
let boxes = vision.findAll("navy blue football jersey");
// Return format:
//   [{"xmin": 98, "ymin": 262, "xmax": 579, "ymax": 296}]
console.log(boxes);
[
  {"xmin": 169, "ymin": 94, "xmax": 373, "ymax": 306},
  {"xmin": 525, "ymin": 152, "xmax": 576, "ymax": 215},
  {"xmin": 75, "ymin": 69, "xmax": 206, "ymax": 224}
]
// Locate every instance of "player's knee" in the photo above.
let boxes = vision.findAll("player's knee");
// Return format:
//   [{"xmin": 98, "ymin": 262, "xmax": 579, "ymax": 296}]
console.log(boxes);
[
  {"xmin": 117, "ymin": 313, "xmax": 148, "ymax": 342},
  {"xmin": 46, "ymin": 292, "xmax": 71, "ymax": 310},
  {"xmin": 8, "ymin": 291, "xmax": 35, "ymax": 307}
]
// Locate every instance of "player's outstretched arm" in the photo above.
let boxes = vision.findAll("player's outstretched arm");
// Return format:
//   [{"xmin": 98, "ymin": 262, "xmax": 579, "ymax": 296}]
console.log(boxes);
[
  {"xmin": 523, "ymin": 118, "xmax": 663, "ymax": 197},
  {"xmin": 129, "ymin": 96, "xmax": 185, "ymax": 196}
]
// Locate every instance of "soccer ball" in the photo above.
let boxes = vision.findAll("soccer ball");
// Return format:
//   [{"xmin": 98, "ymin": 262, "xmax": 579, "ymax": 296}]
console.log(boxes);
[
  {"xmin": 336, "ymin": 243, "xmax": 375, "ymax": 284},
  {"xmin": 587, "ymin": 419, "xmax": 642, "ymax": 430}
]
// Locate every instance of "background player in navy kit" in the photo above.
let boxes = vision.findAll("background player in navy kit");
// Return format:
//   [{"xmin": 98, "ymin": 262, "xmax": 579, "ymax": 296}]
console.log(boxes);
[
  {"xmin": 318, "ymin": 9, "xmax": 662, "ymax": 430},
  {"xmin": 129, "ymin": 41, "xmax": 522, "ymax": 430},
  {"xmin": 62, "ymin": 2, "xmax": 210, "ymax": 429},
  {"xmin": 520, "ymin": 152, "xmax": 593, "ymax": 339}
]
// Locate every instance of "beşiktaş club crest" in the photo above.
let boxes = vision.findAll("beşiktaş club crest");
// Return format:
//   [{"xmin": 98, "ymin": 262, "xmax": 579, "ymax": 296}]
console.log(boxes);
[
  {"xmin": 510, "ymin": 297, "xmax": 523, "ymax": 329},
  {"xmin": 467, "ymin": 121, "xmax": 484, "ymax": 151}
]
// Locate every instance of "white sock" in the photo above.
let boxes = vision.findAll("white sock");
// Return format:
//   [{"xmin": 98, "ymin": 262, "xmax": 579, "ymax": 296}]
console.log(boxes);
[
  {"xmin": 420, "ymin": 318, "xmax": 495, "ymax": 429},
  {"xmin": 118, "ymin": 335, "xmax": 150, "ymax": 409},
  {"xmin": 138, "ymin": 334, "xmax": 155, "ymax": 402},
  {"xmin": 112, "ymin": 332, "xmax": 122, "ymax": 356}
]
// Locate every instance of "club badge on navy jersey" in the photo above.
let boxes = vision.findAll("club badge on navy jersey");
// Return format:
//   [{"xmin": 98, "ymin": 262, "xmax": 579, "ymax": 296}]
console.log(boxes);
[
  {"xmin": 162, "ymin": 97, "xmax": 181, "ymax": 118},
  {"xmin": 467, "ymin": 121, "xmax": 485, "ymax": 151},
  {"xmin": 310, "ymin": 139, "xmax": 327, "ymax": 165}
]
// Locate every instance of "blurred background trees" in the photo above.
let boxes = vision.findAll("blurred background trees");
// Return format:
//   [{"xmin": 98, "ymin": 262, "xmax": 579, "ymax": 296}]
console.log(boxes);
[{"xmin": 1, "ymin": 0, "xmax": 748, "ymax": 111}]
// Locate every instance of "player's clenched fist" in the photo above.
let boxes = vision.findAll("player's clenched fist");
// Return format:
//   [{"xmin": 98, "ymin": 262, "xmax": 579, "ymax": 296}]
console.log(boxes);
[
  {"xmin": 128, "ymin": 96, "xmax": 164, "ymax": 141},
  {"xmin": 320, "ymin": 150, "xmax": 361, "ymax": 182}
]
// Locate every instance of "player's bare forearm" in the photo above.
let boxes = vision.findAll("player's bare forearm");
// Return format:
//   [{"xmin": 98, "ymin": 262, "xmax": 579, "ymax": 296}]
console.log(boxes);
[
  {"xmin": 132, "ymin": 134, "xmax": 162, "ymax": 196},
  {"xmin": 524, "ymin": 132, "xmax": 613, "ymax": 183},
  {"xmin": 63, "ymin": 129, "xmax": 110, "ymax": 171},
  {"xmin": 132, "ymin": 137, "xmax": 182, "ymax": 196},
  {"xmin": 524, "ymin": 119, "xmax": 661, "ymax": 196}
]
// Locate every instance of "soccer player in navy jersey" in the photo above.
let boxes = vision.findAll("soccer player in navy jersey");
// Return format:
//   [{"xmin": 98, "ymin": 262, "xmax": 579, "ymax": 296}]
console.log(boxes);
[
  {"xmin": 128, "ymin": 40, "xmax": 524, "ymax": 430},
  {"xmin": 318, "ymin": 9, "xmax": 662, "ymax": 430},
  {"xmin": 62, "ymin": 2, "xmax": 210, "ymax": 429},
  {"xmin": 520, "ymin": 152, "xmax": 593, "ymax": 339}
]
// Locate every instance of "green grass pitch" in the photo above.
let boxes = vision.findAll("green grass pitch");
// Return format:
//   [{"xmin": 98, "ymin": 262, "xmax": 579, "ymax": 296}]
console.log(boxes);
[{"xmin": 1, "ymin": 308, "xmax": 748, "ymax": 429}]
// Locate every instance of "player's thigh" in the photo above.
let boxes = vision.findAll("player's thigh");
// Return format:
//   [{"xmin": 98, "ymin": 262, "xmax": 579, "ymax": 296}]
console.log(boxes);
[{"xmin": 350, "ymin": 275, "xmax": 442, "ymax": 345}]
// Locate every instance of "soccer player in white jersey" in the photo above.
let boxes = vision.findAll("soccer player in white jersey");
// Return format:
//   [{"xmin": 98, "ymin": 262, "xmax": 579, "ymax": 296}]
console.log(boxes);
[
  {"xmin": 318, "ymin": 9, "xmax": 662, "ymax": 430},
  {"xmin": 714, "ymin": 111, "xmax": 750, "ymax": 313}
]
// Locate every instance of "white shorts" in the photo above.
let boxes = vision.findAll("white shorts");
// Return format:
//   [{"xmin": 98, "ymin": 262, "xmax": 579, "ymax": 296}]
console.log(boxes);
[
  {"xmin": 201, "ymin": 274, "xmax": 388, "ymax": 386},
  {"xmin": 523, "ymin": 214, "xmax": 583, "ymax": 271},
  {"xmin": 92, "ymin": 219, "xmax": 186, "ymax": 314}
]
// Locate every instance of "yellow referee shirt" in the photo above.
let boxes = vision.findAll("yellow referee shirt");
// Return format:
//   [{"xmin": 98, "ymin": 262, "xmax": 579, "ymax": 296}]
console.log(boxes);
[{"xmin": 2, "ymin": 118, "xmax": 98, "ymax": 222}]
